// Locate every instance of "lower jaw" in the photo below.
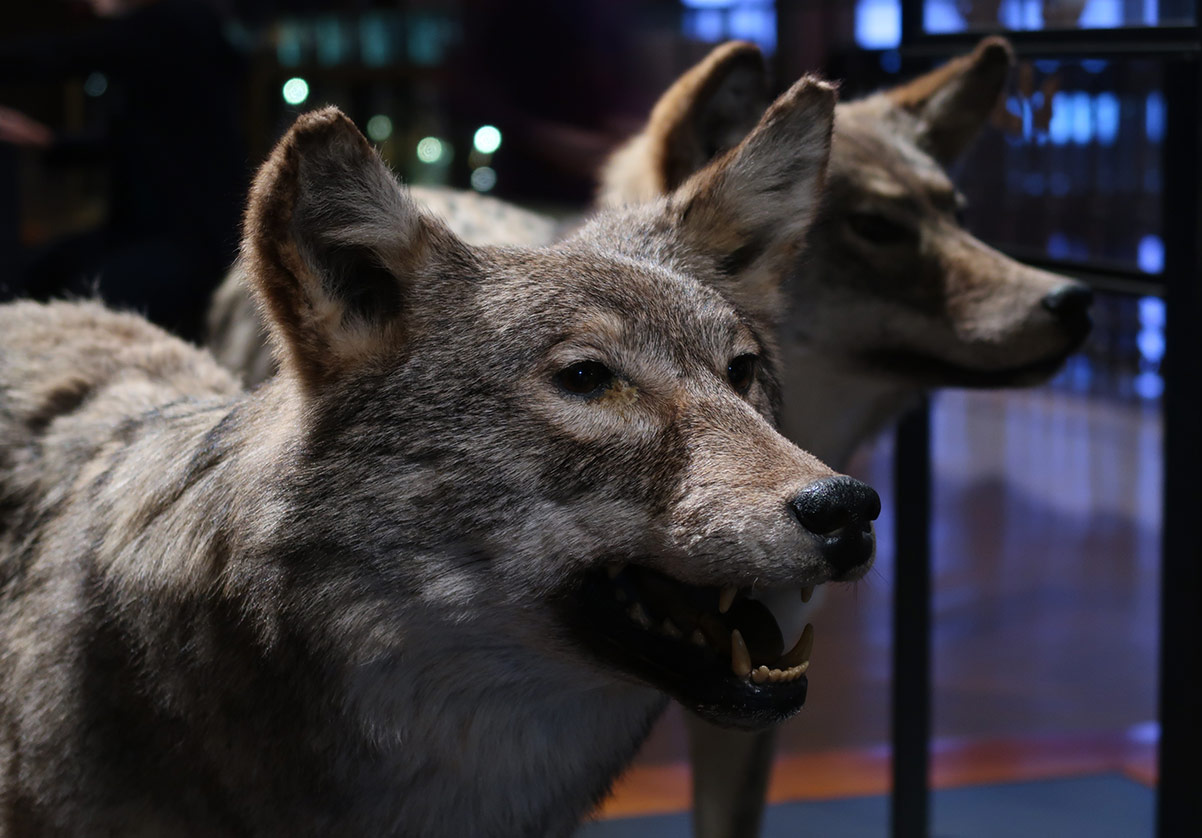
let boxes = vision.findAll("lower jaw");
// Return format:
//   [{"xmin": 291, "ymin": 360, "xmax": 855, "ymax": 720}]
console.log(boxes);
[
  {"xmin": 558, "ymin": 567, "xmax": 817, "ymax": 730},
  {"xmin": 569, "ymin": 615, "xmax": 810, "ymax": 730},
  {"xmin": 850, "ymin": 348, "xmax": 1077, "ymax": 389}
]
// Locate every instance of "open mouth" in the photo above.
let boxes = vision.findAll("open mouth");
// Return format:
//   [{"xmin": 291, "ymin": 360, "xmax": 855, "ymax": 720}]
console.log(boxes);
[{"xmin": 561, "ymin": 563, "xmax": 822, "ymax": 730}]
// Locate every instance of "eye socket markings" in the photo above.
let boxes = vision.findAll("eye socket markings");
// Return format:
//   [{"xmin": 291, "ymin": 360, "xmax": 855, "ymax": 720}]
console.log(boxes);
[
  {"xmin": 845, "ymin": 211, "xmax": 917, "ymax": 246},
  {"xmin": 555, "ymin": 361, "xmax": 615, "ymax": 398},
  {"xmin": 556, "ymin": 356, "xmax": 757, "ymax": 399},
  {"xmin": 727, "ymin": 353, "xmax": 758, "ymax": 395}
]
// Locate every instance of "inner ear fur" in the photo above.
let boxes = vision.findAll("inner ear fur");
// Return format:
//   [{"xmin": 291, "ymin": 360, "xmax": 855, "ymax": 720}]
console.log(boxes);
[
  {"xmin": 671, "ymin": 75, "xmax": 836, "ymax": 327},
  {"xmin": 597, "ymin": 40, "xmax": 769, "ymax": 206},
  {"xmin": 886, "ymin": 36, "xmax": 1014, "ymax": 165},
  {"xmin": 242, "ymin": 107, "xmax": 470, "ymax": 391}
]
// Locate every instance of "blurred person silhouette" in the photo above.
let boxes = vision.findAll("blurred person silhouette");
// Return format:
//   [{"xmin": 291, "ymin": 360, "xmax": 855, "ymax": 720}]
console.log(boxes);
[{"xmin": 0, "ymin": 0, "xmax": 247, "ymax": 341}]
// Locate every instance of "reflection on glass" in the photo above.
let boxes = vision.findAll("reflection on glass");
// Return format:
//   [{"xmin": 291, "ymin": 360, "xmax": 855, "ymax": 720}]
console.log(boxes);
[
  {"xmin": 314, "ymin": 16, "xmax": 348, "ymax": 67},
  {"xmin": 924, "ymin": 0, "xmax": 1195, "ymax": 32},
  {"xmin": 271, "ymin": 11, "xmax": 453, "ymax": 69},
  {"xmin": 855, "ymin": 0, "xmax": 902, "ymax": 48},
  {"xmin": 1045, "ymin": 291, "xmax": 1162, "ymax": 401},
  {"xmin": 359, "ymin": 13, "xmax": 394, "ymax": 67},
  {"xmin": 955, "ymin": 59, "xmax": 1162, "ymax": 275},
  {"xmin": 681, "ymin": 0, "xmax": 777, "ymax": 53},
  {"xmin": 1134, "ymin": 296, "xmax": 1165, "ymax": 400}
]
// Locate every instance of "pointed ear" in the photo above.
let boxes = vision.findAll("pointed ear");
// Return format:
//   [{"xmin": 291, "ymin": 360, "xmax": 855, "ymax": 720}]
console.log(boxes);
[
  {"xmin": 242, "ymin": 107, "xmax": 471, "ymax": 391},
  {"xmin": 670, "ymin": 75, "xmax": 835, "ymax": 326},
  {"xmin": 597, "ymin": 41, "xmax": 769, "ymax": 206},
  {"xmin": 885, "ymin": 36, "xmax": 1013, "ymax": 165}
]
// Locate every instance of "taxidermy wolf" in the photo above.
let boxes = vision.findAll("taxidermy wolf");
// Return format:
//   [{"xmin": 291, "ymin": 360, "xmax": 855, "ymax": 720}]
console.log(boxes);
[
  {"xmin": 201, "ymin": 37, "xmax": 1093, "ymax": 838},
  {"xmin": 0, "ymin": 79, "xmax": 885, "ymax": 835}
]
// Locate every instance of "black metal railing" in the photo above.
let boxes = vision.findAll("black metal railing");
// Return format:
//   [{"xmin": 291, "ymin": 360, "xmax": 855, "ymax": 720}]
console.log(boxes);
[{"xmin": 889, "ymin": 3, "xmax": 1201, "ymax": 836}]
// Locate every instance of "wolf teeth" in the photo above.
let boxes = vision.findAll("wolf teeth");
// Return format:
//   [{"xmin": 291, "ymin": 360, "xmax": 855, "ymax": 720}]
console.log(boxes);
[
  {"xmin": 749, "ymin": 662, "xmax": 807, "ymax": 684},
  {"xmin": 779, "ymin": 623, "xmax": 813, "ymax": 668},
  {"xmin": 718, "ymin": 585, "xmax": 737, "ymax": 614},
  {"xmin": 604, "ymin": 572, "xmax": 814, "ymax": 686},
  {"xmin": 730, "ymin": 629, "xmax": 751, "ymax": 679}
]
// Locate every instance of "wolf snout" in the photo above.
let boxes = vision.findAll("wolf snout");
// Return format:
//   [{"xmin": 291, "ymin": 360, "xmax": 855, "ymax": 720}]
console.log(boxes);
[
  {"xmin": 789, "ymin": 476, "xmax": 880, "ymax": 578},
  {"xmin": 1041, "ymin": 282, "xmax": 1094, "ymax": 338}
]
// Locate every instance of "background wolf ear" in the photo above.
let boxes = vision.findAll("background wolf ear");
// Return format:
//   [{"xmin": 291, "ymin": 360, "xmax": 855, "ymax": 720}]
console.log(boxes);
[
  {"xmin": 885, "ymin": 36, "xmax": 1013, "ymax": 165},
  {"xmin": 671, "ymin": 75, "xmax": 835, "ymax": 326},
  {"xmin": 597, "ymin": 41, "xmax": 768, "ymax": 206},
  {"xmin": 655, "ymin": 40, "xmax": 770, "ymax": 193},
  {"xmin": 243, "ymin": 107, "xmax": 468, "ymax": 391}
]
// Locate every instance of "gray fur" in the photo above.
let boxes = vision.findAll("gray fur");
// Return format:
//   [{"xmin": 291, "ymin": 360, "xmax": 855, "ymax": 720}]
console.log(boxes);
[{"xmin": 0, "ymin": 83, "xmax": 854, "ymax": 836}]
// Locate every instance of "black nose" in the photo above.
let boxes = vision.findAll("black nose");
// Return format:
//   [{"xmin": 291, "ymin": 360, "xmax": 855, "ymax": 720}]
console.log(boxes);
[
  {"xmin": 790, "ymin": 476, "xmax": 880, "ymax": 577},
  {"xmin": 1042, "ymin": 283, "xmax": 1094, "ymax": 320},
  {"xmin": 790, "ymin": 476, "xmax": 880, "ymax": 535}
]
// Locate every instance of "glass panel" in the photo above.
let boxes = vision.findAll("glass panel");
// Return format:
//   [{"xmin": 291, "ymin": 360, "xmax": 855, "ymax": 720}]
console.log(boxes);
[
  {"xmin": 681, "ymin": 0, "xmax": 778, "ymax": 54},
  {"xmin": 855, "ymin": 0, "xmax": 903, "ymax": 49},
  {"xmin": 1047, "ymin": 291, "xmax": 1165, "ymax": 401},
  {"xmin": 953, "ymin": 58, "xmax": 1163, "ymax": 277},
  {"xmin": 924, "ymin": 0, "xmax": 1195, "ymax": 33}
]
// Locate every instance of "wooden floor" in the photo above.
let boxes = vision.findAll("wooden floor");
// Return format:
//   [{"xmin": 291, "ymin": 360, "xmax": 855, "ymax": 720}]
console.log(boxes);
[
  {"xmin": 599, "ymin": 728, "xmax": 1156, "ymax": 819},
  {"xmin": 601, "ymin": 374, "xmax": 1162, "ymax": 817}
]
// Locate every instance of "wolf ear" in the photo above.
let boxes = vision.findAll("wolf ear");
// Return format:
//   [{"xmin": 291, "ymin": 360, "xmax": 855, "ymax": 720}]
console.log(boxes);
[
  {"xmin": 671, "ymin": 75, "xmax": 835, "ymax": 326},
  {"xmin": 597, "ymin": 41, "xmax": 769, "ymax": 206},
  {"xmin": 242, "ymin": 107, "xmax": 469, "ymax": 391},
  {"xmin": 885, "ymin": 36, "xmax": 1013, "ymax": 165}
]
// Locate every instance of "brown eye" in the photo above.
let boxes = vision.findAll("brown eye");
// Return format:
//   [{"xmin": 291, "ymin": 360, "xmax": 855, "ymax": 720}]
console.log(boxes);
[
  {"xmin": 556, "ymin": 361, "xmax": 614, "ymax": 397},
  {"xmin": 727, "ymin": 354, "xmax": 757, "ymax": 395}
]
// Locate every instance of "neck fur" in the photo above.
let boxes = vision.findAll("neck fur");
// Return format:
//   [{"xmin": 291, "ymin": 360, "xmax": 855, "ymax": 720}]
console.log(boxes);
[{"xmin": 776, "ymin": 346, "xmax": 919, "ymax": 471}]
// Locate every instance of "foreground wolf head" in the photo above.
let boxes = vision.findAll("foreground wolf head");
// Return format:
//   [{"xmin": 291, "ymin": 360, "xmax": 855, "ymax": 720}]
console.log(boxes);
[
  {"xmin": 0, "ymin": 83, "xmax": 883, "ymax": 834},
  {"xmin": 598, "ymin": 38, "xmax": 1093, "ymax": 838}
]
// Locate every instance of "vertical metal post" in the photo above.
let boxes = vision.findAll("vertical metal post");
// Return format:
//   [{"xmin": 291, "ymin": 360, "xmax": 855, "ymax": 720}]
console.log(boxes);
[
  {"xmin": 899, "ymin": 0, "xmax": 924, "ymax": 46},
  {"xmin": 1156, "ymin": 47, "xmax": 1202, "ymax": 838},
  {"xmin": 891, "ymin": 399, "xmax": 933, "ymax": 838},
  {"xmin": 891, "ymin": 7, "xmax": 932, "ymax": 836}
]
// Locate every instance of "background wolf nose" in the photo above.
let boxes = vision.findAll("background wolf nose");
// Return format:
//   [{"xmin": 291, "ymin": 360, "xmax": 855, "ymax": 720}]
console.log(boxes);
[
  {"xmin": 1042, "ymin": 283, "xmax": 1094, "ymax": 320},
  {"xmin": 790, "ymin": 476, "xmax": 881, "ymax": 536}
]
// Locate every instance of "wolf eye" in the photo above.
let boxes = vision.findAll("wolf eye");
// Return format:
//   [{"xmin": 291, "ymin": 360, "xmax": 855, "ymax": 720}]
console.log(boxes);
[
  {"xmin": 846, "ymin": 212, "xmax": 916, "ymax": 245},
  {"xmin": 556, "ymin": 361, "xmax": 614, "ymax": 397},
  {"xmin": 727, "ymin": 354, "xmax": 758, "ymax": 395}
]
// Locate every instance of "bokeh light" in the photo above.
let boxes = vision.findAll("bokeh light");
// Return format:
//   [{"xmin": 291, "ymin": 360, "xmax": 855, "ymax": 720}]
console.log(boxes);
[
  {"xmin": 472, "ymin": 125, "xmax": 502, "ymax": 155},
  {"xmin": 366, "ymin": 114, "xmax": 393, "ymax": 142},
  {"xmin": 83, "ymin": 72, "xmax": 108, "ymax": 97},
  {"xmin": 470, "ymin": 166, "xmax": 497, "ymax": 192},
  {"xmin": 282, "ymin": 77, "xmax": 310, "ymax": 106},
  {"xmin": 416, "ymin": 136, "xmax": 445, "ymax": 164}
]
